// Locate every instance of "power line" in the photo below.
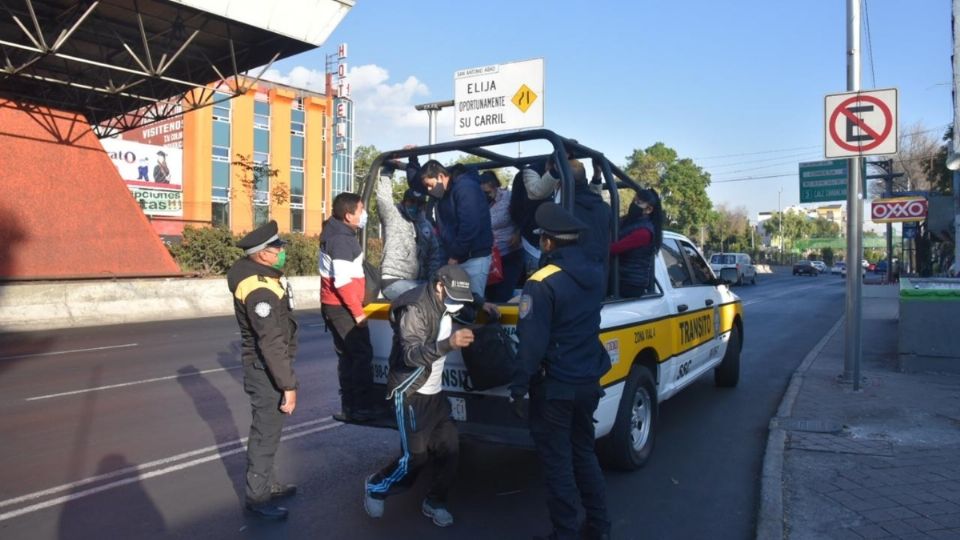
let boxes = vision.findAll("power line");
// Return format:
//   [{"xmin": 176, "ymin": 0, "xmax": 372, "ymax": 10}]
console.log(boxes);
[
  {"xmin": 704, "ymin": 150, "xmax": 823, "ymax": 170},
  {"xmin": 692, "ymin": 145, "xmax": 820, "ymax": 161},
  {"xmin": 862, "ymin": 0, "xmax": 877, "ymax": 87}
]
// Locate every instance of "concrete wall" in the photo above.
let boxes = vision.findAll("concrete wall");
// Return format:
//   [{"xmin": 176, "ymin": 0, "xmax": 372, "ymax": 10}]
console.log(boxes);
[{"xmin": 0, "ymin": 277, "xmax": 322, "ymax": 332}]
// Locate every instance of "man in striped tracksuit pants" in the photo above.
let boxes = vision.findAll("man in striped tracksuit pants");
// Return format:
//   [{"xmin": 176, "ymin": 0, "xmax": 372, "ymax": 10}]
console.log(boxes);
[{"xmin": 363, "ymin": 265, "xmax": 491, "ymax": 528}]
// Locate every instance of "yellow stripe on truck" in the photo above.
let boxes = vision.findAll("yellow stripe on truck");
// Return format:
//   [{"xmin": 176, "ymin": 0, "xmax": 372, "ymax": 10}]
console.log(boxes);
[{"xmin": 364, "ymin": 300, "xmax": 742, "ymax": 387}]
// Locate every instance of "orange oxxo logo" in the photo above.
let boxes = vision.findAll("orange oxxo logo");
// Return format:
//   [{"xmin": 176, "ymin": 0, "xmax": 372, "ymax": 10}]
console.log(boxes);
[{"xmin": 871, "ymin": 198, "xmax": 927, "ymax": 223}]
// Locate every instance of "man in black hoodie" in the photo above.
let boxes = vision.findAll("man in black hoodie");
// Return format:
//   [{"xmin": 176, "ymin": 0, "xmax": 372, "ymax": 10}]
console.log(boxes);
[
  {"xmin": 510, "ymin": 203, "xmax": 612, "ymax": 540},
  {"xmin": 227, "ymin": 220, "xmax": 299, "ymax": 521}
]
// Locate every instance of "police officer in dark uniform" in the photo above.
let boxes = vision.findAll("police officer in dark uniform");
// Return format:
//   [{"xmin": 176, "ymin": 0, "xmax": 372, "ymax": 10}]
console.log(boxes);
[
  {"xmin": 510, "ymin": 203, "xmax": 612, "ymax": 540},
  {"xmin": 227, "ymin": 220, "xmax": 299, "ymax": 520}
]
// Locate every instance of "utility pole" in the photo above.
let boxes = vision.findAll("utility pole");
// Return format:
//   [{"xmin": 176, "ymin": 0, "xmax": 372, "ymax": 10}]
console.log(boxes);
[
  {"xmin": 843, "ymin": 0, "xmax": 863, "ymax": 390},
  {"xmin": 865, "ymin": 159, "xmax": 903, "ymax": 282},
  {"xmin": 778, "ymin": 187, "xmax": 783, "ymax": 264},
  {"xmin": 950, "ymin": 0, "xmax": 960, "ymax": 275}
]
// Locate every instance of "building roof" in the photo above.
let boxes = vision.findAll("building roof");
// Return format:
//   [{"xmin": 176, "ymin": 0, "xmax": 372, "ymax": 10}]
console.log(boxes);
[{"xmin": 0, "ymin": 0, "xmax": 351, "ymax": 135}]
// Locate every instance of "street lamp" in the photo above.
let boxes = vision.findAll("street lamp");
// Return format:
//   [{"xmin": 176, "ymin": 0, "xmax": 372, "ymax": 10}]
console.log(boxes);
[{"xmin": 414, "ymin": 99, "xmax": 454, "ymax": 158}]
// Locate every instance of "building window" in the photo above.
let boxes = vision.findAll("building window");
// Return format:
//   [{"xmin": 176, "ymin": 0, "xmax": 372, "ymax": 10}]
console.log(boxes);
[
  {"xmin": 212, "ymin": 91, "xmax": 232, "ymax": 121},
  {"xmin": 254, "ymin": 101, "xmax": 270, "ymax": 130},
  {"xmin": 291, "ymin": 208, "xmax": 303, "ymax": 232},
  {"xmin": 212, "ymin": 200, "xmax": 230, "ymax": 228},
  {"xmin": 212, "ymin": 146, "xmax": 230, "ymax": 162},
  {"xmin": 253, "ymin": 204, "xmax": 270, "ymax": 228},
  {"xmin": 291, "ymin": 109, "xmax": 305, "ymax": 136}
]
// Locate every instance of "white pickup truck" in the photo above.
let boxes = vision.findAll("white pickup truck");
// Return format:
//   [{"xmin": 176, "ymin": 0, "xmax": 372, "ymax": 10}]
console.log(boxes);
[{"xmin": 359, "ymin": 130, "xmax": 744, "ymax": 470}]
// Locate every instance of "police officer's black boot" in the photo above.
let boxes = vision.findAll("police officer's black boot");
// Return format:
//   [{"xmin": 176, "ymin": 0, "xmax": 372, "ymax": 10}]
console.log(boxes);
[{"xmin": 245, "ymin": 500, "xmax": 289, "ymax": 521}]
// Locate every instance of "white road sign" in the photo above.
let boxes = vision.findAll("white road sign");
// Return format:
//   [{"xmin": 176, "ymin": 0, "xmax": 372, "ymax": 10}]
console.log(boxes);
[
  {"xmin": 824, "ymin": 88, "xmax": 898, "ymax": 158},
  {"xmin": 454, "ymin": 58, "xmax": 544, "ymax": 137}
]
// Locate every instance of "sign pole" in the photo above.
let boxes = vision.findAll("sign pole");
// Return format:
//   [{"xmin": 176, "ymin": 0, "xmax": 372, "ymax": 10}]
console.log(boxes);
[{"xmin": 844, "ymin": 0, "xmax": 863, "ymax": 390}]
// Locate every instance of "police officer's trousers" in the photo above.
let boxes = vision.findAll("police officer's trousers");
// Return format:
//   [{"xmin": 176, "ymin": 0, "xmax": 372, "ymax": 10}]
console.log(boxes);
[
  {"xmin": 529, "ymin": 380, "xmax": 610, "ymax": 540},
  {"xmin": 366, "ymin": 392, "xmax": 459, "ymax": 503},
  {"xmin": 243, "ymin": 361, "xmax": 286, "ymax": 503},
  {"xmin": 321, "ymin": 304, "xmax": 375, "ymax": 410}
]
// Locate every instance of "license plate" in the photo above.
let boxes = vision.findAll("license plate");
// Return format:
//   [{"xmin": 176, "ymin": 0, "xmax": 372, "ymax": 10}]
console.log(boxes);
[{"xmin": 448, "ymin": 397, "xmax": 467, "ymax": 421}]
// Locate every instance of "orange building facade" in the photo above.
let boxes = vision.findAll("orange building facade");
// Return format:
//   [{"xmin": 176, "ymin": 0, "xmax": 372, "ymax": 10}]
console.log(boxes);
[{"xmin": 123, "ymin": 79, "xmax": 335, "ymax": 237}]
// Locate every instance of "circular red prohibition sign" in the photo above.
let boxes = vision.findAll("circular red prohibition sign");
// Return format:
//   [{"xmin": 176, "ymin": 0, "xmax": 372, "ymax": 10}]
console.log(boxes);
[{"xmin": 829, "ymin": 95, "xmax": 892, "ymax": 152}]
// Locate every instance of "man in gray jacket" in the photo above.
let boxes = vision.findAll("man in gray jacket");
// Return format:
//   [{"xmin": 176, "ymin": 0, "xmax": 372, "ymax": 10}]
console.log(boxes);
[{"xmin": 377, "ymin": 167, "xmax": 443, "ymax": 299}]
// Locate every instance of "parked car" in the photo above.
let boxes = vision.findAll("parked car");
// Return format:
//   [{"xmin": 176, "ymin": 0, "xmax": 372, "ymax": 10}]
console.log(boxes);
[
  {"xmin": 793, "ymin": 260, "xmax": 819, "ymax": 276},
  {"xmin": 874, "ymin": 259, "xmax": 898, "ymax": 275},
  {"xmin": 811, "ymin": 260, "xmax": 827, "ymax": 273},
  {"xmin": 831, "ymin": 262, "xmax": 845, "ymax": 275},
  {"xmin": 709, "ymin": 252, "xmax": 757, "ymax": 285}
]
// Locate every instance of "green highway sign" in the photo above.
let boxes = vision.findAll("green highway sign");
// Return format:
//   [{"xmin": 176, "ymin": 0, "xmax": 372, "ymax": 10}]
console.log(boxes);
[{"xmin": 798, "ymin": 159, "xmax": 866, "ymax": 203}]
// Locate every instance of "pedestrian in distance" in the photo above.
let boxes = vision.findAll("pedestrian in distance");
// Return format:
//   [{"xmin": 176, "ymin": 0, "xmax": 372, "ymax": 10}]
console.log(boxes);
[
  {"xmin": 226, "ymin": 220, "xmax": 299, "ymax": 521},
  {"xmin": 320, "ymin": 192, "xmax": 384, "ymax": 423},
  {"xmin": 510, "ymin": 203, "xmax": 612, "ymax": 540},
  {"xmin": 364, "ymin": 265, "xmax": 498, "ymax": 528}
]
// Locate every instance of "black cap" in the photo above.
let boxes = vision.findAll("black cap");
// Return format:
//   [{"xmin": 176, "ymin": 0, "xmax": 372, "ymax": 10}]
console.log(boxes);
[
  {"xmin": 237, "ymin": 220, "xmax": 285, "ymax": 254},
  {"xmin": 435, "ymin": 265, "xmax": 474, "ymax": 303},
  {"xmin": 534, "ymin": 202, "xmax": 588, "ymax": 240}
]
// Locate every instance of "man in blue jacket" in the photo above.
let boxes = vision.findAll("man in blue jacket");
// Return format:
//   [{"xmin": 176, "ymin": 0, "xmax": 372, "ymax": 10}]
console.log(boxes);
[
  {"xmin": 510, "ymin": 203, "xmax": 612, "ymax": 540},
  {"xmin": 418, "ymin": 160, "xmax": 494, "ymax": 297}
]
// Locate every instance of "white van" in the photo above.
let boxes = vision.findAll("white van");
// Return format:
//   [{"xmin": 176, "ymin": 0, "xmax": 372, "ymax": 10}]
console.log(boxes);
[{"xmin": 709, "ymin": 252, "xmax": 757, "ymax": 285}]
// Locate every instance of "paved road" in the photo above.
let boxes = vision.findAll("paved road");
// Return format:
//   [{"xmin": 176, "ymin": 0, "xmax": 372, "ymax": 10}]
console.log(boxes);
[{"xmin": 0, "ymin": 269, "xmax": 844, "ymax": 539}]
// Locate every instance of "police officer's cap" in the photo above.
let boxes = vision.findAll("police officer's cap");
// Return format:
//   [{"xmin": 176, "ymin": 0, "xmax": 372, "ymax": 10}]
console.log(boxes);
[
  {"xmin": 237, "ymin": 220, "xmax": 286, "ymax": 255},
  {"xmin": 534, "ymin": 202, "xmax": 588, "ymax": 241}
]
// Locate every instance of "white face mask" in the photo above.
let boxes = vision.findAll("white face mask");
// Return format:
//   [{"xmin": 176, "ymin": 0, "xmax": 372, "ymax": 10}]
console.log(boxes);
[
  {"xmin": 444, "ymin": 298, "xmax": 464, "ymax": 313},
  {"xmin": 357, "ymin": 209, "xmax": 368, "ymax": 229}
]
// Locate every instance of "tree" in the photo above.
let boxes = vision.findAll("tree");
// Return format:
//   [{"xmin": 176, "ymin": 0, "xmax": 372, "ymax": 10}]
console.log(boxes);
[
  {"xmin": 706, "ymin": 203, "xmax": 752, "ymax": 254},
  {"xmin": 811, "ymin": 217, "xmax": 840, "ymax": 238},
  {"xmin": 922, "ymin": 126, "xmax": 954, "ymax": 195},
  {"xmin": 233, "ymin": 154, "xmax": 285, "ymax": 227},
  {"xmin": 354, "ymin": 144, "xmax": 381, "ymax": 191},
  {"xmin": 867, "ymin": 122, "xmax": 947, "ymax": 196},
  {"xmin": 623, "ymin": 142, "xmax": 712, "ymax": 239},
  {"xmin": 763, "ymin": 210, "xmax": 812, "ymax": 252}
]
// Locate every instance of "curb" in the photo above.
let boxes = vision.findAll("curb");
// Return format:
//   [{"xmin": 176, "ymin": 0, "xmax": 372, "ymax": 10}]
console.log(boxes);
[{"xmin": 755, "ymin": 316, "xmax": 845, "ymax": 540}]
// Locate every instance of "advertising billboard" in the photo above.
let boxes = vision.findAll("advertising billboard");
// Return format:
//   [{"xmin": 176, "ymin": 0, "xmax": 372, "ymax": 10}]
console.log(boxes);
[{"xmin": 101, "ymin": 138, "xmax": 184, "ymax": 217}]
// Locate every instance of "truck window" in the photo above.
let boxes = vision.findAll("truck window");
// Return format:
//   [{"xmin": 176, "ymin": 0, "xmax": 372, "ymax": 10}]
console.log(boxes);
[
  {"xmin": 679, "ymin": 240, "xmax": 714, "ymax": 285},
  {"xmin": 661, "ymin": 239, "xmax": 691, "ymax": 288}
]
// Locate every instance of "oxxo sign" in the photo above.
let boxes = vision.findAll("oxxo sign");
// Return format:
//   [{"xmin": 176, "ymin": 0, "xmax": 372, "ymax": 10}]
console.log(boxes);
[
  {"xmin": 871, "ymin": 197, "xmax": 927, "ymax": 223},
  {"xmin": 454, "ymin": 58, "xmax": 544, "ymax": 136}
]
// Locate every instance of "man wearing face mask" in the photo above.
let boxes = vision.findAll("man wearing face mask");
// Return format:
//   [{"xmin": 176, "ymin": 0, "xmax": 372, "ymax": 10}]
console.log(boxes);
[
  {"xmin": 320, "ymin": 192, "xmax": 381, "ymax": 423},
  {"xmin": 227, "ymin": 220, "xmax": 299, "ymax": 521},
  {"xmin": 418, "ymin": 160, "xmax": 494, "ymax": 297},
  {"xmin": 510, "ymin": 203, "xmax": 612, "ymax": 540},
  {"xmin": 376, "ymin": 164, "xmax": 444, "ymax": 300},
  {"xmin": 364, "ymin": 265, "xmax": 497, "ymax": 527}
]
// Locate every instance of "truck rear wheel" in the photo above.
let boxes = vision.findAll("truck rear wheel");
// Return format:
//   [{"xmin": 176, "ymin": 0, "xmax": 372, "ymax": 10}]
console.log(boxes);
[
  {"xmin": 714, "ymin": 325, "xmax": 741, "ymax": 387},
  {"xmin": 599, "ymin": 365, "xmax": 657, "ymax": 470}
]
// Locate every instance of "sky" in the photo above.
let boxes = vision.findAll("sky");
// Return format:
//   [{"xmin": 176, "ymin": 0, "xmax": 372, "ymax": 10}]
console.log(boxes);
[{"xmin": 263, "ymin": 0, "xmax": 953, "ymax": 224}]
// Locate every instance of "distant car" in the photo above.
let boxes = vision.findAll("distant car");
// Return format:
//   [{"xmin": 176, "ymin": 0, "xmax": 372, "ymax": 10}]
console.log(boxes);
[
  {"xmin": 811, "ymin": 261, "xmax": 827, "ymax": 273},
  {"xmin": 866, "ymin": 262, "xmax": 877, "ymax": 272},
  {"xmin": 874, "ymin": 259, "xmax": 898, "ymax": 275},
  {"xmin": 831, "ymin": 262, "xmax": 845, "ymax": 275},
  {"xmin": 709, "ymin": 252, "xmax": 757, "ymax": 285},
  {"xmin": 793, "ymin": 260, "xmax": 819, "ymax": 276},
  {"xmin": 841, "ymin": 264, "xmax": 865, "ymax": 279}
]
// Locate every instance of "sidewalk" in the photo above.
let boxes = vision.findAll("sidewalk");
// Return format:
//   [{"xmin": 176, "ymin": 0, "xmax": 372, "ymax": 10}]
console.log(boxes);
[{"xmin": 759, "ymin": 286, "xmax": 960, "ymax": 540}]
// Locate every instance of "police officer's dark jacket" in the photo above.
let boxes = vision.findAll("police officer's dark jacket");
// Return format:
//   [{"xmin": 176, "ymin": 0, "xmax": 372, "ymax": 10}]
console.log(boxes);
[
  {"xmin": 385, "ymin": 282, "xmax": 483, "ymax": 398},
  {"xmin": 227, "ymin": 257, "xmax": 298, "ymax": 390},
  {"xmin": 511, "ymin": 245, "xmax": 611, "ymax": 394}
]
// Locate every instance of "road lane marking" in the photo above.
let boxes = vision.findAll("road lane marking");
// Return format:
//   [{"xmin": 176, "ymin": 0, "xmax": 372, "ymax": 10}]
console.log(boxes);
[
  {"xmin": 741, "ymin": 282, "xmax": 833, "ymax": 307},
  {"xmin": 25, "ymin": 365, "xmax": 244, "ymax": 401},
  {"xmin": 0, "ymin": 416, "xmax": 342, "ymax": 521},
  {"xmin": 0, "ymin": 343, "xmax": 139, "ymax": 361}
]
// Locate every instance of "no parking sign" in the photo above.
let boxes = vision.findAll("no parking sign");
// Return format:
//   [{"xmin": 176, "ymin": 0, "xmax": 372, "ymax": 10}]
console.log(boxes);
[{"xmin": 824, "ymin": 88, "xmax": 898, "ymax": 158}]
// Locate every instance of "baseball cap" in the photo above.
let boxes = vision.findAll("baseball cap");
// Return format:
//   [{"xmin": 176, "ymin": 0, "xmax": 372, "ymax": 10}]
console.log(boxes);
[{"xmin": 435, "ymin": 265, "xmax": 473, "ymax": 303}]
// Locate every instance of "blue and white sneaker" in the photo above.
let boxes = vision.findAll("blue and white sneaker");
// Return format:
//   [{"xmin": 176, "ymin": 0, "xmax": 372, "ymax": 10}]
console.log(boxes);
[
  {"xmin": 421, "ymin": 498, "xmax": 453, "ymax": 527},
  {"xmin": 363, "ymin": 474, "xmax": 384, "ymax": 518}
]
